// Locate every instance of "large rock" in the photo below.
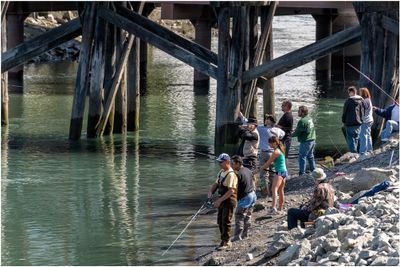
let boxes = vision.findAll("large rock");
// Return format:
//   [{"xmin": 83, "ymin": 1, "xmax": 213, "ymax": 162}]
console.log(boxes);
[
  {"xmin": 277, "ymin": 239, "xmax": 311, "ymax": 266},
  {"xmin": 352, "ymin": 167, "xmax": 394, "ymax": 193},
  {"xmin": 265, "ymin": 232, "xmax": 294, "ymax": 258},
  {"xmin": 322, "ymin": 238, "xmax": 341, "ymax": 252},
  {"xmin": 314, "ymin": 217, "xmax": 333, "ymax": 237},
  {"xmin": 333, "ymin": 176, "xmax": 354, "ymax": 193}
]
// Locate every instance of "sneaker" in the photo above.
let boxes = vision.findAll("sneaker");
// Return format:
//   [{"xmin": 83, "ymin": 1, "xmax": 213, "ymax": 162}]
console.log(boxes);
[
  {"xmin": 217, "ymin": 240, "xmax": 232, "ymax": 250},
  {"xmin": 267, "ymin": 207, "xmax": 279, "ymax": 215}
]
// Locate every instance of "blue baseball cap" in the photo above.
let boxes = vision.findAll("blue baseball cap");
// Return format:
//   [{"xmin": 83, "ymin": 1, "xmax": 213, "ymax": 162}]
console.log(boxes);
[{"xmin": 216, "ymin": 153, "xmax": 230, "ymax": 162}]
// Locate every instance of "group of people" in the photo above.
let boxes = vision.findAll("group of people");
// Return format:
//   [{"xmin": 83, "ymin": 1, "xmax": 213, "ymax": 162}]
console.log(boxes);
[
  {"xmin": 342, "ymin": 86, "xmax": 399, "ymax": 154},
  {"xmin": 207, "ymin": 88, "xmax": 399, "ymax": 250}
]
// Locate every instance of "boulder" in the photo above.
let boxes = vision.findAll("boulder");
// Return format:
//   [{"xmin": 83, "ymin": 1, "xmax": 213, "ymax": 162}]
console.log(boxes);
[
  {"xmin": 322, "ymin": 238, "xmax": 341, "ymax": 253},
  {"xmin": 203, "ymin": 257, "xmax": 225, "ymax": 266},
  {"xmin": 370, "ymin": 256, "xmax": 389, "ymax": 266},
  {"xmin": 352, "ymin": 168, "xmax": 394, "ymax": 193},
  {"xmin": 265, "ymin": 232, "xmax": 294, "ymax": 257},
  {"xmin": 277, "ymin": 239, "xmax": 311, "ymax": 266},
  {"xmin": 333, "ymin": 176, "xmax": 354, "ymax": 193}
]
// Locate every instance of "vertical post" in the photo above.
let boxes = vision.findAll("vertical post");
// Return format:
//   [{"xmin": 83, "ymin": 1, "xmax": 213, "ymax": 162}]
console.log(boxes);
[
  {"xmin": 127, "ymin": 38, "xmax": 140, "ymax": 131},
  {"xmin": 261, "ymin": 6, "xmax": 275, "ymax": 116},
  {"xmin": 313, "ymin": 14, "xmax": 332, "ymax": 82},
  {"xmin": 248, "ymin": 6, "xmax": 258, "ymax": 119},
  {"xmin": 6, "ymin": 13, "xmax": 25, "ymax": 92},
  {"xmin": 87, "ymin": 4, "xmax": 107, "ymax": 138},
  {"xmin": 215, "ymin": 6, "xmax": 231, "ymax": 154},
  {"xmin": 103, "ymin": 21, "xmax": 117, "ymax": 135},
  {"xmin": 139, "ymin": 40, "xmax": 148, "ymax": 95},
  {"xmin": 69, "ymin": 3, "xmax": 97, "ymax": 140},
  {"xmin": 193, "ymin": 19, "xmax": 212, "ymax": 95},
  {"xmin": 1, "ymin": 17, "xmax": 8, "ymax": 126},
  {"xmin": 113, "ymin": 26, "xmax": 128, "ymax": 134}
]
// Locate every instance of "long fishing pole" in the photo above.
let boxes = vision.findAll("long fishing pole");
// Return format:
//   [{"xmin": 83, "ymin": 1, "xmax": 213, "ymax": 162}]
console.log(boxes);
[
  {"xmin": 161, "ymin": 198, "xmax": 211, "ymax": 256},
  {"xmin": 347, "ymin": 63, "xmax": 397, "ymax": 102}
]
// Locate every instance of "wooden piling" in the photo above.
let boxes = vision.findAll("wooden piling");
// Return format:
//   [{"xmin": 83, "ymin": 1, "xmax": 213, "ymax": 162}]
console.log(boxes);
[
  {"xmin": 69, "ymin": 2, "xmax": 97, "ymax": 140},
  {"xmin": 127, "ymin": 38, "xmax": 140, "ymax": 131},
  {"xmin": 1, "ymin": 17, "xmax": 8, "ymax": 126},
  {"xmin": 214, "ymin": 5, "xmax": 231, "ymax": 154}
]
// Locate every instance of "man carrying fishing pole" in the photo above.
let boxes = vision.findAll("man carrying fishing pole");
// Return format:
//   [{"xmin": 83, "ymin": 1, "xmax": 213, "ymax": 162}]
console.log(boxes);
[{"xmin": 208, "ymin": 153, "xmax": 238, "ymax": 250}]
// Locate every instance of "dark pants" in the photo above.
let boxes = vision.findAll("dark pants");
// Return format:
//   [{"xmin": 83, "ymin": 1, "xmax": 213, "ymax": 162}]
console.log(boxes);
[
  {"xmin": 217, "ymin": 199, "xmax": 237, "ymax": 242},
  {"xmin": 243, "ymin": 156, "xmax": 257, "ymax": 171},
  {"xmin": 287, "ymin": 208, "xmax": 310, "ymax": 230}
]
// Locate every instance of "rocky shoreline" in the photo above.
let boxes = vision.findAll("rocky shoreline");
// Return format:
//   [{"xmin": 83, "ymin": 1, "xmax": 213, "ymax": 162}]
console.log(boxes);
[{"xmin": 197, "ymin": 136, "xmax": 399, "ymax": 266}]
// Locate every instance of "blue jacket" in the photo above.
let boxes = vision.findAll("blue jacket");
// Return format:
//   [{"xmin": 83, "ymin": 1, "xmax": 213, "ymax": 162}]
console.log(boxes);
[{"xmin": 375, "ymin": 104, "xmax": 398, "ymax": 121}]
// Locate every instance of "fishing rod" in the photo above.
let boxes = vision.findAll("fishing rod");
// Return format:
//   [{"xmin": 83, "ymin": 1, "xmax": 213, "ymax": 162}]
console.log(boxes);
[
  {"xmin": 160, "ymin": 198, "xmax": 212, "ymax": 257},
  {"xmin": 347, "ymin": 63, "xmax": 397, "ymax": 102}
]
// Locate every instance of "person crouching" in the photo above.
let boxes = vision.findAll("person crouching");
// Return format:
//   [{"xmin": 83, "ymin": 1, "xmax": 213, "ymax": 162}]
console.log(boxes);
[{"xmin": 231, "ymin": 155, "xmax": 257, "ymax": 241}]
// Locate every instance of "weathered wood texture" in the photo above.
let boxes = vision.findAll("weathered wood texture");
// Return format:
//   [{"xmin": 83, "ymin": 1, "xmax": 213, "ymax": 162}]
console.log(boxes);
[
  {"xmin": 1, "ymin": 19, "xmax": 8, "ymax": 126},
  {"xmin": 1, "ymin": 18, "xmax": 82, "ymax": 73},
  {"xmin": 214, "ymin": 6, "xmax": 230, "ymax": 154},
  {"xmin": 97, "ymin": 6, "xmax": 218, "ymax": 80},
  {"xmin": 127, "ymin": 38, "xmax": 140, "ymax": 131},
  {"xmin": 1, "ymin": 1, "xmax": 9, "ymax": 23},
  {"xmin": 87, "ymin": 3, "xmax": 107, "ymax": 138},
  {"xmin": 356, "ymin": 2, "xmax": 399, "ymax": 142},
  {"xmin": 243, "ymin": 2, "xmax": 276, "ymax": 118},
  {"xmin": 69, "ymin": 3, "xmax": 97, "ymax": 140},
  {"xmin": 116, "ymin": 5, "xmax": 218, "ymax": 65},
  {"xmin": 243, "ymin": 25, "xmax": 362, "ymax": 83}
]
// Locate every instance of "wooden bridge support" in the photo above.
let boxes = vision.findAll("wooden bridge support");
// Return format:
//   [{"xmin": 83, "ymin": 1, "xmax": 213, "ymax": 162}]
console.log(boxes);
[
  {"xmin": 354, "ymin": 2, "xmax": 399, "ymax": 144},
  {"xmin": 313, "ymin": 14, "xmax": 333, "ymax": 82},
  {"xmin": 193, "ymin": 19, "xmax": 212, "ymax": 95},
  {"xmin": 6, "ymin": 13, "xmax": 26, "ymax": 92},
  {"xmin": 1, "ymin": 16, "xmax": 8, "ymax": 126},
  {"xmin": 127, "ymin": 38, "xmax": 140, "ymax": 131}
]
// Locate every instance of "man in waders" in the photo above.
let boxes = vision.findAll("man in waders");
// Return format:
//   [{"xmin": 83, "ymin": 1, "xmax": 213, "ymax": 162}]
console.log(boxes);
[
  {"xmin": 231, "ymin": 155, "xmax": 257, "ymax": 242},
  {"xmin": 208, "ymin": 153, "xmax": 238, "ymax": 250}
]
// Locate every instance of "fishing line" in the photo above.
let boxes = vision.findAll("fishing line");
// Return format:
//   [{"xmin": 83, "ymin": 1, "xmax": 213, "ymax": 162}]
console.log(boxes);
[
  {"xmin": 347, "ymin": 63, "xmax": 397, "ymax": 102},
  {"xmin": 160, "ymin": 198, "xmax": 211, "ymax": 257}
]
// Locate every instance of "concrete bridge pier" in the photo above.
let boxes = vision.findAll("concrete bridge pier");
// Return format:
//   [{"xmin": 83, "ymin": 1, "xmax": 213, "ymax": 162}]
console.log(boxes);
[
  {"xmin": 193, "ymin": 19, "xmax": 212, "ymax": 95},
  {"xmin": 331, "ymin": 9, "xmax": 361, "ymax": 81},
  {"xmin": 6, "ymin": 13, "xmax": 26, "ymax": 93},
  {"xmin": 313, "ymin": 14, "xmax": 333, "ymax": 82}
]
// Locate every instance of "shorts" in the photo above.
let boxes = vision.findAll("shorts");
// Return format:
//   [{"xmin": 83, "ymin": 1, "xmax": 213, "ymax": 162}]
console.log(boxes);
[{"xmin": 277, "ymin": 171, "xmax": 288, "ymax": 179}]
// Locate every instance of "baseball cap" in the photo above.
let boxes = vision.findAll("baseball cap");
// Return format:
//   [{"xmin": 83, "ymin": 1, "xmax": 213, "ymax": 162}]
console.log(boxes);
[{"xmin": 216, "ymin": 153, "xmax": 230, "ymax": 162}]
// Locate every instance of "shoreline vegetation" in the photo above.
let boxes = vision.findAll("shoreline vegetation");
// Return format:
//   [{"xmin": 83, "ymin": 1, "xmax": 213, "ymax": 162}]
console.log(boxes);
[{"xmin": 197, "ymin": 134, "xmax": 399, "ymax": 266}]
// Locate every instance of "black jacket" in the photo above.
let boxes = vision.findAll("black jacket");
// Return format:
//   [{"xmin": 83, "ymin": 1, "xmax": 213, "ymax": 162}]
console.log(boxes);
[{"xmin": 342, "ymin": 96, "xmax": 365, "ymax": 126}]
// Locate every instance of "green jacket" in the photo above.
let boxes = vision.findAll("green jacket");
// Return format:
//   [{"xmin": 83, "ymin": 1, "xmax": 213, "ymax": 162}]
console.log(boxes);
[{"xmin": 292, "ymin": 115, "xmax": 316, "ymax": 143}]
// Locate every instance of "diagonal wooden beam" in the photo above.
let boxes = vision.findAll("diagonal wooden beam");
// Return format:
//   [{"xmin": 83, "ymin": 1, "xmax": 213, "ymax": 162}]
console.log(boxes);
[
  {"xmin": 1, "ymin": 18, "xmax": 82, "ymax": 73},
  {"xmin": 98, "ymin": 6, "xmax": 218, "ymax": 79},
  {"xmin": 243, "ymin": 25, "xmax": 362, "ymax": 83},
  {"xmin": 382, "ymin": 15, "xmax": 399, "ymax": 35},
  {"xmin": 115, "ymin": 5, "xmax": 218, "ymax": 65}
]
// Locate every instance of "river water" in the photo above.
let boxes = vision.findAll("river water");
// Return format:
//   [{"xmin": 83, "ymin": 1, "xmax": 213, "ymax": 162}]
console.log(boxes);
[{"xmin": 1, "ymin": 15, "xmax": 354, "ymax": 265}]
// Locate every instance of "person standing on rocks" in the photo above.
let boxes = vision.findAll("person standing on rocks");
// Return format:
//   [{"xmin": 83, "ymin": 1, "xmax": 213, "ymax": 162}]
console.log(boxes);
[
  {"xmin": 373, "ymin": 93, "xmax": 399, "ymax": 144},
  {"xmin": 342, "ymin": 86, "xmax": 365, "ymax": 153},
  {"xmin": 359, "ymin": 87, "xmax": 374, "ymax": 154},
  {"xmin": 208, "ymin": 153, "xmax": 238, "ymax": 250},
  {"xmin": 261, "ymin": 136, "xmax": 288, "ymax": 215},
  {"xmin": 287, "ymin": 168, "xmax": 335, "ymax": 230},
  {"xmin": 277, "ymin": 100, "xmax": 294, "ymax": 166},
  {"xmin": 231, "ymin": 155, "xmax": 257, "ymax": 242},
  {"xmin": 237, "ymin": 118, "xmax": 260, "ymax": 171},
  {"xmin": 292, "ymin": 105, "xmax": 316, "ymax": 176}
]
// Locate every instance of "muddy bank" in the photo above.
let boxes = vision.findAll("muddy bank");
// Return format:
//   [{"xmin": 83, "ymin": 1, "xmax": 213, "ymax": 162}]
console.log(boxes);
[{"xmin": 196, "ymin": 136, "xmax": 399, "ymax": 266}]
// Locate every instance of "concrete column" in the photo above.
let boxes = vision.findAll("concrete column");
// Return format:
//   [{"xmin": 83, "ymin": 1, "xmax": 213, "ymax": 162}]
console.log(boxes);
[
  {"xmin": 193, "ymin": 19, "xmax": 212, "ymax": 95},
  {"xmin": 6, "ymin": 14, "xmax": 25, "ymax": 92},
  {"xmin": 331, "ymin": 9, "xmax": 361, "ymax": 81},
  {"xmin": 313, "ymin": 14, "xmax": 332, "ymax": 82}
]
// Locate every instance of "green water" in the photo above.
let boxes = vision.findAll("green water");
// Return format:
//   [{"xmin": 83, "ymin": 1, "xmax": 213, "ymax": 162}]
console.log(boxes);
[{"xmin": 1, "ymin": 15, "xmax": 351, "ymax": 266}]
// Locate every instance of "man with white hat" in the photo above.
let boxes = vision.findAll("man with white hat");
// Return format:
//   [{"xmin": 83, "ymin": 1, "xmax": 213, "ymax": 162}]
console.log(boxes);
[{"xmin": 208, "ymin": 153, "xmax": 238, "ymax": 250}]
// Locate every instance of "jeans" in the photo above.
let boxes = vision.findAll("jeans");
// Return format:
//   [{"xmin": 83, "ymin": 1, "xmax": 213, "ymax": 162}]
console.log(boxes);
[
  {"xmin": 359, "ymin": 122, "xmax": 373, "ymax": 154},
  {"xmin": 237, "ymin": 191, "xmax": 257, "ymax": 209},
  {"xmin": 298, "ymin": 140, "xmax": 315, "ymax": 176},
  {"xmin": 283, "ymin": 137, "xmax": 292, "ymax": 159},
  {"xmin": 287, "ymin": 208, "xmax": 311, "ymax": 230},
  {"xmin": 381, "ymin": 120, "xmax": 399, "ymax": 141},
  {"xmin": 235, "ymin": 192, "xmax": 257, "ymax": 240},
  {"xmin": 345, "ymin": 125, "xmax": 361, "ymax": 153}
]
